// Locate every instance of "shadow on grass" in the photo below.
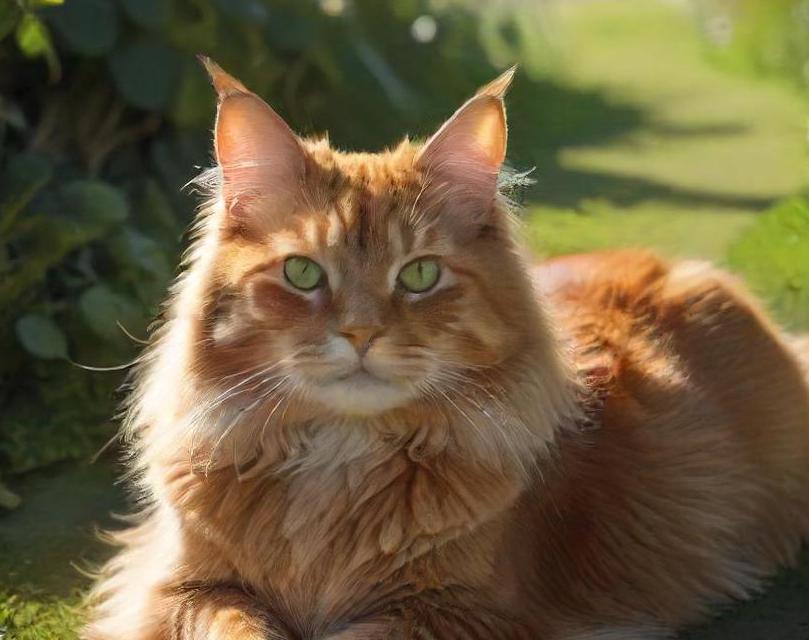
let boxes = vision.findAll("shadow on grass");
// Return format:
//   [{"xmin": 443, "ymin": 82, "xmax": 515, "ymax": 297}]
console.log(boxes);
[
  {"xmin": 0, "ymin": 460, "xmax": 126, "ymax": 598},
  {"xmin": 503, "ymin": 79, "xmax": 774, "ymax": 212},
  {"xmin": 531, "ymin": 165, "xmax": 777, "ymax": 212}
]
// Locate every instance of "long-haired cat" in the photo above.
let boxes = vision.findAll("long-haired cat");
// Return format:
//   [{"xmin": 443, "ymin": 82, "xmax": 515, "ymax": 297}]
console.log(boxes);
[{"xmin": 83, "ymin": 60, "xmax": 809, "ymax": 640}]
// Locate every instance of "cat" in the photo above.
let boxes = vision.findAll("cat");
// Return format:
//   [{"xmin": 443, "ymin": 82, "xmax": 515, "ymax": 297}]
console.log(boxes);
[{"xmin": 83, "ymin": 59, "xmax": 809, "ymax": 640}]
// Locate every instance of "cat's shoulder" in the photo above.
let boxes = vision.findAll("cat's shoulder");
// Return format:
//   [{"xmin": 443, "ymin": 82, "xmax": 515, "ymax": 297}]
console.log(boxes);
[
  {"xmin": 532, "ymin": 249, "xmax": 806, "ymax": 418},
  {"xmin": 532, "ymin": 249, "xmax": 668, "ymax": 301}
]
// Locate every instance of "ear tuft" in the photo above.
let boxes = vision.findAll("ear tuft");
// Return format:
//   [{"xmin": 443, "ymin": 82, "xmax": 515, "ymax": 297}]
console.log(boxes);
[
  {"xmin": 475, "ymin": 64, "xmax": 517, "ymax": 100},
  {"xmin": 198, "ymin": 55, "xmax": 249, "ymax": 100}
]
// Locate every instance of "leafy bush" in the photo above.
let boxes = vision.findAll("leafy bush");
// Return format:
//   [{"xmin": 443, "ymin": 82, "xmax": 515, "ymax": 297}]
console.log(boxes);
[
  {"xmin": 0, "ymin": 0, "xmax": 550, "ymax": 476},
  {"xmin": 727, "ymin": 196, "xmax": 809, "ymax": 330}
]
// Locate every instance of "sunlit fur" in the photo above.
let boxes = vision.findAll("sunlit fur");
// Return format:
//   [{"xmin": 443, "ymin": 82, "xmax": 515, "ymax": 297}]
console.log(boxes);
[{"xmin": 84, "ymin": 67, "xmax": 809, "ymax": 640}]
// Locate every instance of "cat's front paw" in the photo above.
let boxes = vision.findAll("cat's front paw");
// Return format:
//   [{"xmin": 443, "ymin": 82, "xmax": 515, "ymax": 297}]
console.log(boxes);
[{"xmin": 205, "ymin": 606, "xmax": 289, "ymax": 640}]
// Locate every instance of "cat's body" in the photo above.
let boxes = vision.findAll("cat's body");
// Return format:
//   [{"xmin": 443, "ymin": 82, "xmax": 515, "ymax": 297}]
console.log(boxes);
[{"xmin": 84, "ymin": 63, "xmax": 809, "ymax": 640}]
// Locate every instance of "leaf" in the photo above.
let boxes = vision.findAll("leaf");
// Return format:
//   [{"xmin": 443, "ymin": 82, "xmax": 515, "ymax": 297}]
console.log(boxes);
[
  {"xmin": 111, "ymin": 227, "xmax": 171, "ymax": 280},
  {"xmin": 108, "ymin": 39, "xmax": 183, "ymax": 111},
  {"xmin": 118, "ymin": 0, "xmax": 172, "ymax": 30},
  {"xmin": 109, "ymin": 227, "xmax": 173, "ymax": 306},
  {"xmin": 79, "ymin": 285, "xmax": 142, "ymax": 341},
  {"xmin": 15, "ymin": 13, "xmax": 50, "ymax": 57},
  {"xmin": 13, "ymin": 13, "xmax": 60, "ymax": 81},
  {"xmin": 61, "ymin": 179, "xmax": 128, "ymax": 228},
  {"xmin": 41, "ymin": 0, "xmax": 119, "ymax": 56},
  {"xmin": 15, "ymin": 313, "xmax": 69, "ymax": 360}
]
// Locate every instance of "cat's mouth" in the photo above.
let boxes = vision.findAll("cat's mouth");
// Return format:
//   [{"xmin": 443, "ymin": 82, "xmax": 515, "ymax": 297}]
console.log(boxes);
[
  {"xmin": 331, "ymin": 366, "xmax": 395, "ymax": 390},
  {"xmin": 334, "ymin": 363, "xmax": 381, "ymax": 383},
  {"xmin": 336, "ymin": 370, "xmax": 379, "ymax": 383},
  {"xmin": 309, "ymin": 366, "xmax": 414, "ymax": 415}
]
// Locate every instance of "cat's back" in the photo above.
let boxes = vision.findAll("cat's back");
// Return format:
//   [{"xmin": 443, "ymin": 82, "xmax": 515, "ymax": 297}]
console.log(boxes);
[
  {"xmin": 521, "ymin": 249, "xmax": 809, "ymax": 628},
  {"xmin": 533, "ymin": 248, "xmax": 809, "ymax": 432}
]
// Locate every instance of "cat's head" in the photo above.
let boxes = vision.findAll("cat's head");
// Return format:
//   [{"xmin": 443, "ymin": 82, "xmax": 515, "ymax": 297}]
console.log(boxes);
[{"xmin": 189, "ymin": 59, "xmax": 544, "ymax": 420}]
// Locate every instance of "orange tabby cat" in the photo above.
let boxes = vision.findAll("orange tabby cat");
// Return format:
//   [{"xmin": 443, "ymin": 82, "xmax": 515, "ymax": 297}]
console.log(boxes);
[{"xmin": 84, "ymin": 60, "xmax": 809, "ymax": 640}]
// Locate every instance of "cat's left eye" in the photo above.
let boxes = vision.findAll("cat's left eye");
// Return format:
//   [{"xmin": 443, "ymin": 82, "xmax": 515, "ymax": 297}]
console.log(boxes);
[
  {"xmin": 398, "ymin": 258, "xmax": 441, "ymax": 294},
  {"xmin": 284, "ymin": 256, "xmax": 324, "ymax": 291}
]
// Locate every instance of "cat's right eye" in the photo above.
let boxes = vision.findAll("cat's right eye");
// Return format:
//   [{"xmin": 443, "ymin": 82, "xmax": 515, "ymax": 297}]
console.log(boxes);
[
  {"xmin": 398, "ymin": 258, "xmax": 441, "ymax": 293},
  {"xmin": 283, "ymin": 256, "xmax": 324, "ymax": 291}
]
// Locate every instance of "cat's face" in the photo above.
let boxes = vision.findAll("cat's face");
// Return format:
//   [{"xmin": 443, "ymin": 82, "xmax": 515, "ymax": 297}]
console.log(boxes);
[{"xmin": 194, "ymin": 61, "xmax": 532, "ymax": 418}]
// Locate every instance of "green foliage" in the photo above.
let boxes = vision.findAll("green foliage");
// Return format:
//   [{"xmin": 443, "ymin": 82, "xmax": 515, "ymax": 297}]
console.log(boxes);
[
  {"xmin": 727, "ymin": 197, "xmax": 809, "ymax": 330},
  {"xmin": 0, "ymin": 0, "xmax": 550, "ymax": 475},
  {"xmin": 44, "ymin": 0, "xmax": 119, "ymax": 56},
  {"xmin": 14, "ymin": 314, "xmax": 68, "ymax": 360},
  {"xmin": 109, "ymin": 39, "xmax": 184, "ymax": 110}
]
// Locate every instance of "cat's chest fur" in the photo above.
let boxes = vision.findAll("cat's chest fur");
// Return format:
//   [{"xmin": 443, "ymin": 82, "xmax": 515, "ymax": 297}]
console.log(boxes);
[{"xmin": 168, "ymin": 434, "xmax": 522, "ymax": 622}]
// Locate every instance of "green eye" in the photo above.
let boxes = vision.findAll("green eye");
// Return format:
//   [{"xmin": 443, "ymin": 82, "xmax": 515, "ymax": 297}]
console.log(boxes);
[
  {"xmin": 284, "ymin": 256, "xmax": 324, "ymax": 291},
  {"xmin": 398, "ymin": 258, "xmax": 441, "ymax": 293}
]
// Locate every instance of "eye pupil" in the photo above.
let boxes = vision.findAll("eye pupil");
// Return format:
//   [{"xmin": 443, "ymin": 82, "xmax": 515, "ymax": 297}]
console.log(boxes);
[
  {"xmin": 284, "ymin": 256, "xmax": 323, "ymax": 291},
  {"xmin": 399, "ymin": 258, "xmax": 440, "ymax": 293}
]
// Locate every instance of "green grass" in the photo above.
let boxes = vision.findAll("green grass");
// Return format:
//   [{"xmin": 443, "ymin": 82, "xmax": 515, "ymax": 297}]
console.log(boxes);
[
  {"xmin": 0, "ymin": 592, "xmax": 84, "ymax": 640},
  {"xmin": 2, "ymin": 1, "xmax": 808, "ymax": 638},
  {"xmin": 526, "ymin": 203, "xmax": 754, "ymax": 261}
]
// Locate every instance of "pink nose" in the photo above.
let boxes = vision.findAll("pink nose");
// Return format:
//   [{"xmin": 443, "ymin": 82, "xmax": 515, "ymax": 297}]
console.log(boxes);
[{"xmin": 339, "ymin": 325, "xmax": 382, "ymax": 356}]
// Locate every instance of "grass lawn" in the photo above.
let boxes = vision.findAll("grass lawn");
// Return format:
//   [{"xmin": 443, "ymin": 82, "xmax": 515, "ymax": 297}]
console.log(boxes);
[
  {"xmin": 523, "ymin": 0, "xmax": 808, "ymax": 263},
  {"xmin": 1, "ymin": 1, "xmax": 808, "ymax": 638}
]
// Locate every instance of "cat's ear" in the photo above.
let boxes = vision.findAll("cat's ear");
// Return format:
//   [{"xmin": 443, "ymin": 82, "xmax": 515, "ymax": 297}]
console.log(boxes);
[
  {"xmin": 201, "ymin": 57, "xmax": 304, "ymax": 229},
  {"xmin": 414, "ymin": 66, "xmax": 515, "ymax": 215}
]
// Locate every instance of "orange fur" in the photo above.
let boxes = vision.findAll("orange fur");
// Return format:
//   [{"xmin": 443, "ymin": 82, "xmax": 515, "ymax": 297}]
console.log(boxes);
[{"xmin": 83, "ymin": 64, "xmax": 809, "ymax": 640}]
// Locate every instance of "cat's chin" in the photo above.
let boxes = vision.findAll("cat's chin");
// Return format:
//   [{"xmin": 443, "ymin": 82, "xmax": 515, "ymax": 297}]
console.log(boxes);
[{"xmin": 308, "ymin": 371, "xmax": 415, "ymax": 416}]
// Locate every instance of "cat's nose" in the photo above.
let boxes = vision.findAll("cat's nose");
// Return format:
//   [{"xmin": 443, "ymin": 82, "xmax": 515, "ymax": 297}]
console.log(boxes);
[{"xmin": 339, "ymin": 325, "xmax": 382, "ymax": 357}]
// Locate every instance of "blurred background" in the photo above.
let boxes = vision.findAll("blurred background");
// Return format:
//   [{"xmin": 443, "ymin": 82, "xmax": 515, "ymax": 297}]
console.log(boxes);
[{"xmin": 0, "ymin": 0, "xmax": 808, "ymax": 637}]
